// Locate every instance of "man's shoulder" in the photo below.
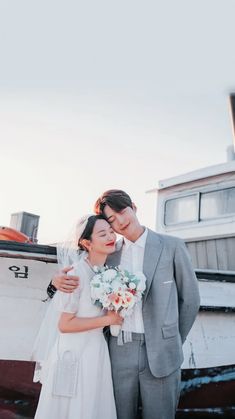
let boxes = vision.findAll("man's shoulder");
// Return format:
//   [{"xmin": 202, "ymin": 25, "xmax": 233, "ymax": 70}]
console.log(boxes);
[{"xmin": 147, "ymin": 228, "xmax": 183, "ymax": 247}]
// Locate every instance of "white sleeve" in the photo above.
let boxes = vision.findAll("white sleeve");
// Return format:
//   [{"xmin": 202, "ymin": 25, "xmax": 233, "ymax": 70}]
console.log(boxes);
[
  {"xmin": 55, "ymin": 286, "xmax": 81, "ymax": 313},
  {"xmin": 54, "ymin": 259, "xmax": 86, "ymax": 313}
]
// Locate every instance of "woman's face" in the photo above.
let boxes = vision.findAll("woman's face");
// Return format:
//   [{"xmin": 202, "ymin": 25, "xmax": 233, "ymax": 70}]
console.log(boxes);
[{"xmin": 88, "ymin": 219, "xmax": 116, "ymax": 255}]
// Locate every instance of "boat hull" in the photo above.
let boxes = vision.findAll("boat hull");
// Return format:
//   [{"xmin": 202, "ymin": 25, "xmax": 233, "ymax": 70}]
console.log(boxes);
[{"xmin": 0, "ymin": 360, "xmax": 235, "ymax": 418}]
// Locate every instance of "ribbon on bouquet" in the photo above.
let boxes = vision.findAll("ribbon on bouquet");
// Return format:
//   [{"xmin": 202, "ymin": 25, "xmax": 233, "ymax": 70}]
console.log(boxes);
[{"xmin": 117, "ymin": 330, "xmax": 133, "ymax": 346}]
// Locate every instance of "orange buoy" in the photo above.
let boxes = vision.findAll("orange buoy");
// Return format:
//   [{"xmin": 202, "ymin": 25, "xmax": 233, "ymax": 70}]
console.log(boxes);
[{"xmin": 0, "ymin": 227, "xmax": 32, "ymax": 243}]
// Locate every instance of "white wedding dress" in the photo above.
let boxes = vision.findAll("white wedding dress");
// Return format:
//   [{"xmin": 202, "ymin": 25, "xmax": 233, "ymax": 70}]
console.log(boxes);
[{"xmin": 34, "ymin": 255, "xmax": 117, "ymax": 419}]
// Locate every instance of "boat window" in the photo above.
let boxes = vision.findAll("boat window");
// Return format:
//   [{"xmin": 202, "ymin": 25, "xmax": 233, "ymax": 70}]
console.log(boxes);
[
  {"xmin": 200, "ymin": 187, "xmax": 235, "ymax": 220},
  {"xmin": 164, "ymin": 194, "xmax": 198, "ymax": 225}
]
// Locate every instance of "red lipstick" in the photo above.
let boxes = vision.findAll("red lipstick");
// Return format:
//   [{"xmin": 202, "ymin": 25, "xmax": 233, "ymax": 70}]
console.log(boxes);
[{"xmin": 106, "ymin": 241, "xmax": 115, "ymax": 246}]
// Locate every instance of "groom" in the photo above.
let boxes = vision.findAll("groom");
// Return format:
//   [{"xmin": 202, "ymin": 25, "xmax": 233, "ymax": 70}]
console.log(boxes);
[{"xmin": 49, "ymin": 189, "xmax": 200, "ymax": 419}]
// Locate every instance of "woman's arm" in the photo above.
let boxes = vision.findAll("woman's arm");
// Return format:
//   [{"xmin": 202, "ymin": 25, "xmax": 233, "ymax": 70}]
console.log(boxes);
[{"xmin": 58, "ymin": 310, "xmax": 123, "ymax": 333}]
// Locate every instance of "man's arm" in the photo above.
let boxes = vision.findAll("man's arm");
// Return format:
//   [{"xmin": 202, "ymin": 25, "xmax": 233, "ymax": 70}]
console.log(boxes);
[
  {"xmin": 47, "ymin": 280, "xmax": 57, "ymax": 298},
  {"xmin": 174, "ymin": 239, "xmax": 200, "ymax": 343},
  {"xmin": 47, "ymin": 266, "xmax": 79, "ymax": 298}
]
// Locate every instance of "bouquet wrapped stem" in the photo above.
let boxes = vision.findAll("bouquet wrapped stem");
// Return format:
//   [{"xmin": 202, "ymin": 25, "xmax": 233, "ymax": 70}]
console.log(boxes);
[{"xmin": 110, "ymin": 325, "xmax": 121, "ymax": 337}]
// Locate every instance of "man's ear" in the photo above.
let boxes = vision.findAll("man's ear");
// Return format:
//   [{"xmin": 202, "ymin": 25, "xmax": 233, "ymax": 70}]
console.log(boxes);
[{"xmin": 132, "ymin": 203, "xmax": 137, "ymax": 213}]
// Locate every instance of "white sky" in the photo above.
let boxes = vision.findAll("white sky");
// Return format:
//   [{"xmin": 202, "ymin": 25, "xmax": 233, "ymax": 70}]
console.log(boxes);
[{"xmin": 0, "ymin": 0, "xmax": 235, "ymax": 243}]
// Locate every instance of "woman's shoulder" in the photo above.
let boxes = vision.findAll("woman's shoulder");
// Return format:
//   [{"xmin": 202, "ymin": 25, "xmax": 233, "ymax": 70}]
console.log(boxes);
[{"xmin": 73, "ymin": 252, "xmax": 93, "ymax": 279}]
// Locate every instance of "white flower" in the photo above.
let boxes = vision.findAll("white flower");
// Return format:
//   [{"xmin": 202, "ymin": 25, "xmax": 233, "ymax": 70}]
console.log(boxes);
[
  {"xmin": 111, "ymin": 279, "xmax": 125, "ymax": 293},
  {"xmin": 111, "ymin": 294, "xmax": 123, "ymax": 310},
  {"xmin": 102, "ymin": 269, "xmax": 117, "ymax": 282},
  {"xmin": 121, "ymin": 291, "xmax": 136, "ymax": 309},
  {"xmin": 129, "ymin": 282, "xmax": 136, "ymax": 290},
  {"xmin": 91, "ymin": 273, "xmax": 102, "ymax": 282},
  {"xmin": 102, "ymin": 294, "xmax": 111, "ymax": 308},
  {"xmin": 90, "ymin": 286, "xmax": 103, "ymax": 300}
]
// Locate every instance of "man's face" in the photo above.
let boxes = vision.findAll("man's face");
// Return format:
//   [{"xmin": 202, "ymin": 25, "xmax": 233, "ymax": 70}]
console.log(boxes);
[{"xmin": 103, "ymin": 205, "xmax": 140, "ymax": 241}]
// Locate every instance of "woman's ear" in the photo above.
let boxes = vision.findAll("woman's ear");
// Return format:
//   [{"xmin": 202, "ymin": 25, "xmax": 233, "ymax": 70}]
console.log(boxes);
[
  {"xmin": 132, "ymin": 203, "xmax": 137, "ymax": 213},
  {"xmin": 80, "ymin": 239, "xmax": 91, "ymax": 251}
]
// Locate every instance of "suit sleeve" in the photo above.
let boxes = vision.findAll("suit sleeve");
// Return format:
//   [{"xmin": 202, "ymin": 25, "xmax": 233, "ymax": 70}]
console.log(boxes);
[{"xmin": 174, "ymin": 239, "xmax": 200, "ymax": 343}]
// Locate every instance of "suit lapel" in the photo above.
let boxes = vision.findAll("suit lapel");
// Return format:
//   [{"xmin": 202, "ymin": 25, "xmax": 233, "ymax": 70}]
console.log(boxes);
[{"xmin": 143, "ymin": 230, "xmax": 163, "ymax": 304}]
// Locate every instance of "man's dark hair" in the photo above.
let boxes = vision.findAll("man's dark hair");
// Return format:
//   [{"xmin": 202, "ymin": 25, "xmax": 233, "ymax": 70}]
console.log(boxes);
[{"xmin": 94, "ymin": 189, "xmax": 133, "ymax": 215}]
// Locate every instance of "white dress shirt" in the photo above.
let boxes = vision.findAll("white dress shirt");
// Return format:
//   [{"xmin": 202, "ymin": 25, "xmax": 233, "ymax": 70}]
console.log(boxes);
[{"xmin": 120, "ymin": 227, "xmax": 148, "ymax": 334}]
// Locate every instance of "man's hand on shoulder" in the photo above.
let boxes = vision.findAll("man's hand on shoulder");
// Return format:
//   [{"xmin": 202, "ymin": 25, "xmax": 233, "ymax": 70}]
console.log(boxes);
[{"xmin": 52, "ymin": 266, "xmax": 79, "ymax": 293}]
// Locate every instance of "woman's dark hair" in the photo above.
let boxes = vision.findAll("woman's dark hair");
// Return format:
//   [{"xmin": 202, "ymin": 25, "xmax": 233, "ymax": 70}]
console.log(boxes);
[
  {"xmin": 78, "ymin": 214, "xmax": 108, "ymax": 251},
  {"xmin": 94, "ymin": 189, "xmax": 133, "ymax": 215}
]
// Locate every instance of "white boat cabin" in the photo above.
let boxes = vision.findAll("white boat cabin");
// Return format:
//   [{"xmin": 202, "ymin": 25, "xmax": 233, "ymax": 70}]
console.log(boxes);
[{"xmin": 149, "ymin": 160, "xmax": 235, "ymax": 271}]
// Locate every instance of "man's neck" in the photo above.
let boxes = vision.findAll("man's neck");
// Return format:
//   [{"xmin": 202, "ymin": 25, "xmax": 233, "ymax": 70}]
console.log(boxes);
[{"xmin": 125, "ymin": 225, "xmax": 145, "ymax": 243}]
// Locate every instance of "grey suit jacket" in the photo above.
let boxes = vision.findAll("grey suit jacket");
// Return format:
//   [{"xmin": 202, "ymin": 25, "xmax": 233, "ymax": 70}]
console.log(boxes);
[{"xmin": 107, "ymin": 228, "xmax": 200, "ymax": 378}]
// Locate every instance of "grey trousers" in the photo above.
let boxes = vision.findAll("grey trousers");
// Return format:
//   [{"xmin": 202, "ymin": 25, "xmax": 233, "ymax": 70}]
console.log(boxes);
[{"xmin": 109, "ymin": 333, "xmax": 181, "ymax": 419}]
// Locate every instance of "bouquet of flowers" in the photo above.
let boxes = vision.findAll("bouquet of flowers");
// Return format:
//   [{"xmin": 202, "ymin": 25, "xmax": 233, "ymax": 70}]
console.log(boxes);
[{"xmin": 90, "ymin": 266, "xmax": 146, "ymax": 336}]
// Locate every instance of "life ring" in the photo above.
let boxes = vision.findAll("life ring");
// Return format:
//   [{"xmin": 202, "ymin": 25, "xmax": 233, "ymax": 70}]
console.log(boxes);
[{"xmin": 0, "ymin": 227, "xmax": 32, "ymax": 243}]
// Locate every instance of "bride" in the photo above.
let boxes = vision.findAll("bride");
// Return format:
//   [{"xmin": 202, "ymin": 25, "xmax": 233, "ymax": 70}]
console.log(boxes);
[{"xmin": 34, "ymin": 214, "xmax": 122, "ymax": 419}]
